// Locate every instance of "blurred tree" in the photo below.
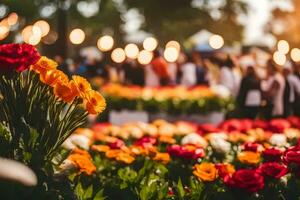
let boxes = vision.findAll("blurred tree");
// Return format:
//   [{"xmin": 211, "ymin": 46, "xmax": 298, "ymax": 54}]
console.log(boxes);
[
  {"xmin": 1, "ymin": 0, "xmax": 123, "ymax": 57},
  {"xmin": 269, "ymin": 0, "xmax": 300, "ymax": 48},
  {"xmin": 123, "ymin": 0, "xmax": 247, "ymax": 45}
]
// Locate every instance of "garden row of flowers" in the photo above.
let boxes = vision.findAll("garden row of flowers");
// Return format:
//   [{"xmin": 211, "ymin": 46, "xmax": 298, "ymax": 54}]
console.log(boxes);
[
  {"xmin": 101, "ymin": 84, "xmax": 234, "ymax": 114},
  {"xmin": 61, "ymin": 116, "xmax": 300, "ymax": 200}
]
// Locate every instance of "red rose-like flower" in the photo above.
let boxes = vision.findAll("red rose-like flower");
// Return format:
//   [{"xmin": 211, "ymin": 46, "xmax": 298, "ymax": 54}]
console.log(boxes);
[
  {"xmin": 259, "ymin": 162, "xmax": 288, "ymax": 179},
  {"xmin": 283, "ymin": 146, "xmax": 300, "ymax": 166},
  {"xmin": 268, "ymin": 119, "xmax": 291, "ymax": 133},
  {"xmin": 263, "ymin": 147, "xmax": 283, "ymax": 162},
  {"xmin": 0, "ymin": 43, "xmax": 40, "ymax": 73},
  {"xmin": 108, "ymin": 139, "xmax": 125, "ymax": 149},
  {"xmin": 243, "ymin": 142, "xmax": 262, "ymax": 152},
  {"xmin": 134, "ymin": 136, "xmax": 157, "ymax": 147},
  {"xmin": 167, "ymin": 144, "xmax": 205, "ymax": 160},
  {"xmin": 224, "ymin": 169, "xmax": 264, "ymax": 192}
]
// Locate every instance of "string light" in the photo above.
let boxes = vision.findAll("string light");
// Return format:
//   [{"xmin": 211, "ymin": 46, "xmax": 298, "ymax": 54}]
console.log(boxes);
[
  {"xmin": 166, "ymin": 40, "xmax": 180, "ymax": 51},
  {"xmin": 124, "ymin": 43, "xmax": 139, "ymax": 59},
  {"xmin": 164, "ymin": 47, "xmax": 179, "ymax": 62},
  {"xmin": 111, "ymin": 48, "xmax": 126, "ymax": 63},
  {"xmin": 209, "ymin": 34, "xmax": 224, "ymax": 49},
  {"xmin": 277, "ymin": 40, "xmax": 289, "ymax": 54},
  {"xmin": 137, "ymin": 50, "xmax": 153, "ymax": 65},
  {"xmin": 273, "ymin": 51, "xmax": 286, "ymax": 66},
  {"xmin": 69, "ymin": 28, "xmax": 85, "ymax": 44},
  {"xmin": 7, "ymin": 12, "xmax": 18, "ymax": 26},
  {"xmin": 291, "ymin": 48, "xmax": 300, "ymax": 62},
  {"xmin": 143, "ymin": 37, "xmax": 158, "ymax": 51},
  {"xmin": 34, "ymin": 20, "xmax": 50, "ymax": 37},
  {"xmin": 97, "ymin": 35, "xmax": 114, "ymax": 51}
]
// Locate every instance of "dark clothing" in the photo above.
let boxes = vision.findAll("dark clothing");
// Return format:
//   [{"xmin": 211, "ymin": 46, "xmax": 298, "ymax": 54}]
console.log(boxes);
[
  {"xmin": 283, "ymin": 78, "xmax": 292, "ymax": 117},
  {"xmin": 237, "ymin": 75, "xmax": 261, "ymax": 119},
  {"xmin": 196, "ymin": 65, "xmax": 208, "ymax": 85},
  {"xmin": 123, "ymin": 62, "xmax": 145, "ymax": 86}
]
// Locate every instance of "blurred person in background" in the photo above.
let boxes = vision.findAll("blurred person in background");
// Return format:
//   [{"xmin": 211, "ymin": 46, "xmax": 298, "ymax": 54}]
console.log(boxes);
[
  {"xmin": 218, "ymin": 55, "xmax": 241, "ymax": 97},
  {"xmin": 123, "ymin": 59, "xmax": 145, "ymax": 86},
  {"xmin": 236, "ymin": 65, "xmax": 262, "ymax": 119},
  {"xmin": 293, "ymin": 62, "xmax": 300, "ymax": 116},
  {"xmin": 283, "ymin": 62, "xmax": 300, "ymax": 117},
  {"xmin": 150, "ymin": 50, "xmax": 170, "ymax": 86},
  {"xmin": 180, "ymin": 53, "xmax": 197, "ymax": 87},
  {"xmin": 261, "ymin": 59, "xmax": 285, "ymax": 119},
  {"xmin": 192, "ymin": 51, "xmax": 208, "ymax": 85}
]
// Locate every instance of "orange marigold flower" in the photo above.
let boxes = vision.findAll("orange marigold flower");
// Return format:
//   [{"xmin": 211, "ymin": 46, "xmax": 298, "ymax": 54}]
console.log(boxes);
[
  {"xmin": 116, "ymin": 152, "xmax": 135, "ymax": 164},
  {"xmin": 54, "ymin": 81, "xmax": 78, "ymax": 103},
  {"xmin": 68, "ymin": 149, "xmax": 96, "ymax": 175},
  {"xmin": 153, "ymin": 152, "xmax": 170, "ymax": 164},
  {"xmin": 91, "ymin": 145, "xmax": 110, "ymax": 153},
  {"xmin": 72, "ymin": 75, "xmax": 92, "ymax": 97},
  {"xmin": 30, "ymin": 56, "xmax": 57, "ymax": 74},
  {"xmin": 85, "ymin": 90, "xmax": 106, "ymax": 115},
  {"xmin": 238, "ymin": 151, "xmax": 261, "ymax": 165},
  {"xmin": 193, "ymin": 163, "xmax": 218, "ymax": 182},
  {"xmin": 159, "ymin": 135, "xmax": 176, "ymax": 144},
  {"xmin": 216, "ymin": 163, "xmax": 235, "ymax": 178},
  {"xmin": 40, "ymin": 69, "xmax": 68, "ymax": 87},
  {"xmin": 105, "ymin": 149, "xmax": 122, "ymax": 159}
]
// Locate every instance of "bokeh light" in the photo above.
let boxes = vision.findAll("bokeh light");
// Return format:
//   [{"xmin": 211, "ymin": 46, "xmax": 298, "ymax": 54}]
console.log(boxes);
[
  {"xmin": 209, "ymin": 34, "xmax": 224, "ymax": 49},
  {"xmin": 273, "ymin": 51, "xmax": 286, "ymax": 66},
  {"xmin": 28, "ymin": 34, "xmax": 41, "ymax": 45},
  {"xmin": 34, "ymin": 20, "xmax": 50, "ymax": 37},
  {"xmin": 97, "ymin": 35, "xmax": 114, "ymax": 51},
  {"xmin": 69, "ymin": 28, "xmax": 85, "ymax": 44},
  {"xmin": 7, "ymin": 12, "xmax": 18, "ymax": 26},
  {"xmin": 0, "ymin": 20, "xmax": 9, "ymax": 40},
  {"xmin": 125, "ymin": 43, "xmax": 139, "ymax": 59},
  {"xmin": 137, "ymin": 50, "xmax": 153, "ymax": 65},
  {"xmin": 21, "ymin": 25, "xmax": 33, "ymax": 43},
  {"xmin": 166, "ymin": 40, "xmax": 180, "ymax": 51},
  {"xmin": 143, "ymin": 37, "xmax": 158, "ymax": 51},
  {"xmin": 277, "ymin": 40, "xmax": 289, "ymax": 54},
  {"xmin": 291, "ymin": 48, "xmax": 300, "ymax": 62},
  {"xmin": 164, "ymin": 47, "xmax": 179, "ymax": 62},
  {"xmin": 111, "ymin": 48, "xmax": 126, "ymax": 63}
]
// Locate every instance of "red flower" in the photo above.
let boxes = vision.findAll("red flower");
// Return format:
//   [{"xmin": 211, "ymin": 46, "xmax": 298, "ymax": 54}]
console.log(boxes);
[
  {"xmin": 108, "ymin": 139, "xmax": 125, "ymax": 149},
  {"xmin": 224, "ymin": 169, "xmax": 264, "ymax": 192},
  {"xmin": 253, "ymin": 119, "xmax": 268, "ymax": 130},
  {"xmin": 263, "ymin": 148, "xmax": 283, "ymax": 162},
  {"xmin": 258, "ymin": 162, "xmax": 288, "ymax": 179},
  {"xmin": 167, "ymin": 144, "xmax": 205, "ymax": 160},
  {"xmin": 268, "ymin": 119, "xmax": 291, "ymax": 133},
  {"xmin": 0, "ymin": 43, "xmax": 40, "ymax": 73},
  {"xmin": 287, "ymin": 116, "xmax": 300, "ymax": 129},
  {"xmin": 243, "ymin": 142, "xmax": 261, "ymax": 152},
  {"xmin": 134, "ymin": 136, "xmax": 157, "ymax": 147},
  {"xmin": 283, "ymin": 146, "xmax": 300, "ymax": 166}
]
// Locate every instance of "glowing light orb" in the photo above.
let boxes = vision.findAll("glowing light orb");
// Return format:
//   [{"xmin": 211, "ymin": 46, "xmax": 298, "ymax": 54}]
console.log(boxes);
[
  {"xmin": 97, "ymin": 35, "xmax": 114, "ymax": 51},
  {"xmin": 69, "ymin": 28, "xmax": 85, "ymax": 44}
]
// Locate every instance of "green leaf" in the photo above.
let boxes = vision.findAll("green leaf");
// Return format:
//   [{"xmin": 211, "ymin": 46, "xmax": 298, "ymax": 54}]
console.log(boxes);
[
  {"xmin": 83, "ymin": 185, "xmax": 93, "ymax": 199},
  {"xmin": 94, "ymin": 189, "xmax": 106, "ymax": 200},
  {"xmin": 75, "ymin": 182, "xmax": 84, "ymax": 200},
  {"xmin": 177, "ymin": 178, "xmax": 185, "ymax": 199}
]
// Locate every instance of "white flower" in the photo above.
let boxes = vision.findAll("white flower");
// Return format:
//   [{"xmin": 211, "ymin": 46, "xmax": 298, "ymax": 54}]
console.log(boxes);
[
  {"xmin": 181, "ymin": 133, "xmax": 207, "ymax": 147},
  {"xmin": 0, "ymin": 158, "xmax": 37, "ymax": 186},
  {"xmin": 210, "ymin": 85, "xmax": 231, "ymax": 98},
  {"xmin": 62, "ymin": 134, "xmax": 91, "ymax": 150},
  {"xmin": 59, "ymin": 159, "xmax": 76, "ymax": 171},
  {"xmin": 269, "ymin": 134, "xmax": 287, "ymax": 147},
  {"xmin": 210, "ymin": 137, "xmax": 231, "ymax": 154}
]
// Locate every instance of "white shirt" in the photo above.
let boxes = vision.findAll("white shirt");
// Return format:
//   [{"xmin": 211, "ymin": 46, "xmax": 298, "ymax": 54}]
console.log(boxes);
[
  {"xmin": 180, "ymin": 62, "xmax": 197, "ymax": 87},
  {"xmin": 219, "ymin": 67, "xmax": 241, "ymax": 97}
]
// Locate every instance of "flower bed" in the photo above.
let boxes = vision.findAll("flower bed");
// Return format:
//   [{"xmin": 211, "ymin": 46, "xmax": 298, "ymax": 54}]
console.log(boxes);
[
  {"xmin": 101, "ymin": 84, "xmax": 234, "ymax": 114},
  {"xmin": 61, "ymin": 116, "xmax": 300, "ymax": 199}
]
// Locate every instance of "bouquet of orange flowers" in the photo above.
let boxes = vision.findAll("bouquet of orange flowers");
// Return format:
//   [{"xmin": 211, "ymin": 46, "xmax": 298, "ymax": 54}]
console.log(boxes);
[{"xmin": 0, "ymin": 44, "xmax": 105, "ymax": 199}]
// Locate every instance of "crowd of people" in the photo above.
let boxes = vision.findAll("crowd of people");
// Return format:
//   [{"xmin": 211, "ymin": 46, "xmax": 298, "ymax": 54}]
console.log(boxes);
[{"xmin": 54, "ymin": 48, "xmax": 300, "ymax": 120}]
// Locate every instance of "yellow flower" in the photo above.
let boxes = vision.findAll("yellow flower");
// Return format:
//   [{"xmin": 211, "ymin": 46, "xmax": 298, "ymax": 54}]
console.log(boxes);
[
  {"xmin": 237, "ymin": 151, "xmax": 261, "ymax": 165},
  {"xmin": 72, "ymin": 75, "xmax": 92, "ymax": 97},
  {"xmin": 91, "ymin": 145, "xmax": 110, "ymax": 153},
  {"xmin": 54, "ymin": 81, "xmax": 78, "ymax": 103},
  {"xmin": 67, "ymin": 148, "xmax": 96, "ymax": 175},
  {"xmin": 193, "ymin": 163, "xmax": 218, "ymax": 182},
  {"xmin": 30, "ymin": 56, "xmax": 57, "ymax": 74},
  {"xmin": 40, "ymin": 69, "xmax": 68, "ymax": 87},
  {"xmin": 85, "ymin": 90, "xmax": 106, "ymax": 115},
  {"xmin": 116, "ymin": 152, "xmax": 135, "ymax": 164}
]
